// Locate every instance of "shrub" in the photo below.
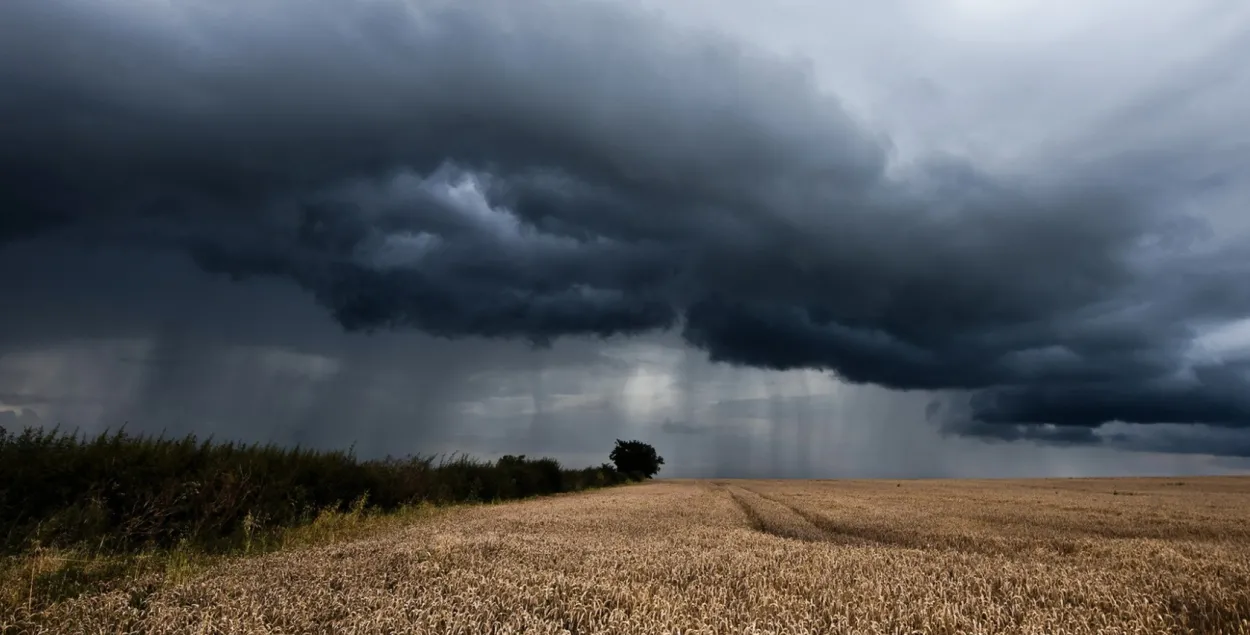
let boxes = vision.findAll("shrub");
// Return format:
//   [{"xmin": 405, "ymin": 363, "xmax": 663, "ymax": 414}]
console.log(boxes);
[{"xmin": 0, "ymin": 426, "xmax": 632, "ymax": 555}]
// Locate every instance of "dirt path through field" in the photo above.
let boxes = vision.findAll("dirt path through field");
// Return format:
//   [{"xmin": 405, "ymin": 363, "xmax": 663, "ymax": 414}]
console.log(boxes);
[{"xmin": 43, "ymin": 478, "xmax": 1250, "ymax": 634}]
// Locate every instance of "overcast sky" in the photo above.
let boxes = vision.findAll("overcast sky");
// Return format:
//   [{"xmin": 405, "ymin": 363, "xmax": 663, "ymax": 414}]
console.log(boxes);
[{"xmin": 2, "ymin": 0, "xmax": 1250, "ymax": 477}]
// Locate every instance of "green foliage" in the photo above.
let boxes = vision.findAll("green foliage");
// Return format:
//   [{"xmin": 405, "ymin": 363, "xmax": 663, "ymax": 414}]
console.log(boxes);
[
  {"xmin": 609, "ymin": 439, "xmax": 664, "ymax": 479},
  {"xmin": 0, "ymin": 425, "xmax": 631, "ymax": 556}
]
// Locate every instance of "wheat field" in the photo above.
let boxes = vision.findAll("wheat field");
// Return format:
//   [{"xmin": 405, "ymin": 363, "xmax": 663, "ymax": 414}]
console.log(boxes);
[{"xmin": 35, "ymin": 477, "xmax": 1250, "ymax": 634}]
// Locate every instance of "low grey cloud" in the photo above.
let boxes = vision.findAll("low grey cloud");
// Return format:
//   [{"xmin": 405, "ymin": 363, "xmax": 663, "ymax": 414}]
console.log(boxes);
[
  {"xmin": 2, "ymin": 0, "xmax": 1250, "ymax": 458},
  {"xmin": 660, "ymin": 420, "xmax": 711, "ymax": 436},
  {"xmin": 0, "ymin": 408, "xmax": 42, "ymax": 429},
  {"xmin": 0, "ymin": 245, "xmax": 1245, "ymax": 477}
]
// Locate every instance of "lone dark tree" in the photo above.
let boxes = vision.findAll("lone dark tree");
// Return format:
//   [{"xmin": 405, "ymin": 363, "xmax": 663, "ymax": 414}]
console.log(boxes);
[{"xmin": 609, "ymin": 439, "xmax": 664, "ymax": 479}]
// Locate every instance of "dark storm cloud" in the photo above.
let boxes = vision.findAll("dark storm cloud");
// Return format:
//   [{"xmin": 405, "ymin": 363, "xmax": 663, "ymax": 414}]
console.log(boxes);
[
  {"xmin": 0, "ymin": 393, "xmax": 63, "ymax": 408},
  {"xmin": 951, "ymin": 418, "xmax": 1250, "ymax": 459},
  {"xmin": 1102, "ymin": 427, "xmax": 1250, "ymax": 458},
  {"xmin": 2, "ymin": 0, "xmax": 1249, "ymax": 445}
]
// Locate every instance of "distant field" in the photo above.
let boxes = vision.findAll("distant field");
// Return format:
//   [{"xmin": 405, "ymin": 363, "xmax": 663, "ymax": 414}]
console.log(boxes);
[{"xmin": 39, "ymin": 477, "xmax": 1250, "ymax": 634}]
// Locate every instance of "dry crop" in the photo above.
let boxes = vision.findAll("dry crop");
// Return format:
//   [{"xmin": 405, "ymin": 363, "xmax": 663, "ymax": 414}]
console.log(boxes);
[{"xmin": 27, "ymin": 477, "xmax": 1250, "ymax": 634}]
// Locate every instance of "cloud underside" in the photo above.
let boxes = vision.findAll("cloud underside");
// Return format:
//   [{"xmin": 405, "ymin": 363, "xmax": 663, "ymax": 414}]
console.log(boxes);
[{"xmin": 3, "ymin": 0, "xmax": 1250, "ymax": 451}]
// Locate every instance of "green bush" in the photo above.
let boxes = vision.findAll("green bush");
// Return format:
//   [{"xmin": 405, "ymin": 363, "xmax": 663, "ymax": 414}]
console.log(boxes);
[{"xmin": 0, "ymin": 425, "xmax": 631, "ymax": 555}]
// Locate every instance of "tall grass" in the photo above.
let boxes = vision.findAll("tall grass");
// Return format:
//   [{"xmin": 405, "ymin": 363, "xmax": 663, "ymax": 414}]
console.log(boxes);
[{"xmin": 0, "ymin": 425, "xmax": 629, "ymax": 555}]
